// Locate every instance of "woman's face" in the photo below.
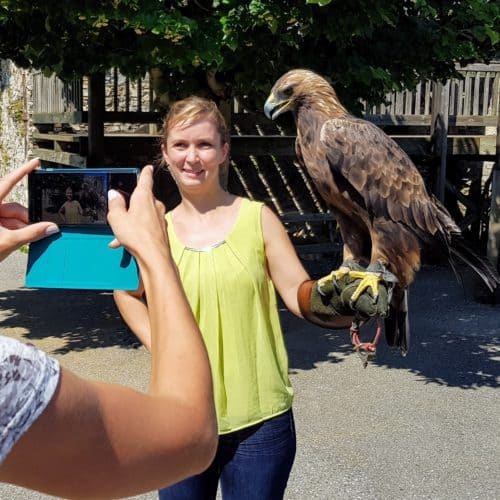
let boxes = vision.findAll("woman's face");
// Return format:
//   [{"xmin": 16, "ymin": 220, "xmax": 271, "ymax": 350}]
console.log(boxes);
[
  {"xmin": 162, "ymin": 118, "xmax": 228, "ymax": 191},
  {"xmin": 65, "ymin": 187, "xmax": 73, "ymax": 199}
]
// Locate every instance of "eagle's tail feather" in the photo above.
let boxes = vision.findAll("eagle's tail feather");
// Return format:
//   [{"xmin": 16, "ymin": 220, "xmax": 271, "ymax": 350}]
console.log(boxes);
[
  {"xmin": 384, "ymin": 288, "xmax": 409, "ymax": 356},
  {"xmin": 433, "ymin": 197, "xmax": 500, "ymax": 292},
  {"xmin": 449, "ymin": 237, "xmax": 500, "ymax": 292}
]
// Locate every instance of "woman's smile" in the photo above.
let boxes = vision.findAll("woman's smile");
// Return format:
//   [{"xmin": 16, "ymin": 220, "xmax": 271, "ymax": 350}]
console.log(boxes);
[{"xmin": 181, "ymin": 167, "xmax": 204, "ymax": 179}]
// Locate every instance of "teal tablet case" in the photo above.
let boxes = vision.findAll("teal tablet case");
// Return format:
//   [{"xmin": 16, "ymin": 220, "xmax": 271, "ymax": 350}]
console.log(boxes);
[{"xmin": 25, "ymin": 227, "xmax": 139, "ymax": 290}]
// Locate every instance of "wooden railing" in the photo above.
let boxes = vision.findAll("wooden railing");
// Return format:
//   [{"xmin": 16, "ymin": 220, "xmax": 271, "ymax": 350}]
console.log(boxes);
[{"xmin": 363, "ymin": 63, "xmax": 499, "ymax": 123}]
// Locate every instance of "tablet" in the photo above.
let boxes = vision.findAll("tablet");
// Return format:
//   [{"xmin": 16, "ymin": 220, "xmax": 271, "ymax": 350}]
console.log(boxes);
[
  {"xmin": 25, "ymin": 227, "xmax": 139, "ymax": 290},
  {"xmin": 25, "ymin": 167, "xmax": 140, "ymax": 290}
]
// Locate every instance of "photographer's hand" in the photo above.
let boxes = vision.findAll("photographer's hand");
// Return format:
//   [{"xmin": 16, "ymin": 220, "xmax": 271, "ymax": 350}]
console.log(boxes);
[
  {"xmin": 0, "ymin": 159, "xmax": 59, "ymax": 262},
  {"xmin": 107, "ymin": 165, "xmax": 168, "ymax": 262}
]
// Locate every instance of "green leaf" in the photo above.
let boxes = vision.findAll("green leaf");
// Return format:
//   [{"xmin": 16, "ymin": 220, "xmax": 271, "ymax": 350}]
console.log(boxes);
[
  {"xmin": 306, "ymin": 0, "xmax": 333, "ymax": 6},
  {"xmin": 484, "ymin": 26, "xmax": 499, "ymax": 46}
]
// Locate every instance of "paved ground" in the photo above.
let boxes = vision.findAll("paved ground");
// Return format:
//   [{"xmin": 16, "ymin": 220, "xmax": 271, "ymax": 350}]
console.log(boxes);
[{"xmin": 0, "ymin": 251, "xmax": 499, "ymax": 499}]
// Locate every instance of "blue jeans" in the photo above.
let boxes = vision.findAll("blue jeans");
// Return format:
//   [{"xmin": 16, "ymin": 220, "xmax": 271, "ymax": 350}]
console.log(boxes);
[{"xmin": 158, "ymin": 409, "xmax": 296, "ymax": 500}]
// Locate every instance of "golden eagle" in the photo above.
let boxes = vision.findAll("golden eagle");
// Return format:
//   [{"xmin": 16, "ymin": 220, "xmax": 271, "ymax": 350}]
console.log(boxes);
[{"xmin": 264, "ymin": 69, "xmax": 499, "ymax": 356}]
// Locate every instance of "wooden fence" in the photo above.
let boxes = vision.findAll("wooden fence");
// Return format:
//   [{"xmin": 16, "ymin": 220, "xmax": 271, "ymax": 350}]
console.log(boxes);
[{"xmin": 364, "ymin": 64, "xmax": 499, "ymax": 120}]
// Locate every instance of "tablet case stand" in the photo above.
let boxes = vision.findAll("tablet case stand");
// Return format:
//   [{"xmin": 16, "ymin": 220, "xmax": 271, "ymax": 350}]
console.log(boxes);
[{"xmin": 25, "ymin": 226, "xmax": 139, "ymax": 290}]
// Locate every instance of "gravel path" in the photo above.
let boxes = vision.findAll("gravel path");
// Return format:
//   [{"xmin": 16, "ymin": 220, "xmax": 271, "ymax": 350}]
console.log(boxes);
[{"xmin": 0, "ymin": 251, "xmax": 499, "ymax": 499}]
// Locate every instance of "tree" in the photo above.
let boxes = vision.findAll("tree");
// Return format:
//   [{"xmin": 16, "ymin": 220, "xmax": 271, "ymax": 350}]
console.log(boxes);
[{"xmin": 0, "ymin": 0, "xmax": 498, "ymax": 111}]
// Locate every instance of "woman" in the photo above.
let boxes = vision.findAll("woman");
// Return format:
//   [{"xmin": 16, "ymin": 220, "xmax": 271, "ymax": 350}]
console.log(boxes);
[
  {"xmin": 58, "ymin": 186, "xmax": 83, "ymax": 224},
  {"xmin": 114, "ymin": 97, "xmax": 387, "ymax": 500},
  {"xmin": 0, "ymin": 159, "xmax": 217, "ymax": 498}
]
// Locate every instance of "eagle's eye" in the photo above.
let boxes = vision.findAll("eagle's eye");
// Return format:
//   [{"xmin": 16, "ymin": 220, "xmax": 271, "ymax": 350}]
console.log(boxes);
[{"xmin": 282, "ymin": 86, "xmax": 294, "ymax": 97}]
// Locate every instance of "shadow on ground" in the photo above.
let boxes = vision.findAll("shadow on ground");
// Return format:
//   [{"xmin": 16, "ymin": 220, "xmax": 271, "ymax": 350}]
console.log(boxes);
[
  {"xmin": 284, "ymin": 263, "xmax": 500, "ymax": 390},
  {"xmin": 0, "ymin": 264, "xmax": 498, "ymax": 388},
  {"xmin": 283, "ymin": 311, "xmax": 499, "ymax": 389},
  {"xmin": 0, "ymin": 288, "xmax": 140, "ymax": 353}
]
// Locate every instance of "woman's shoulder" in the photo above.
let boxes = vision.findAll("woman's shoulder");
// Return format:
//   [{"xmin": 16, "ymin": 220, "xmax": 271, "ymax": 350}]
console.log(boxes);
[
  {"xmin": 233, "ymin": 197, "xmax": 263, "ymax": 225},
  {"xmin": 0, "ymin": 336, "xmax": 60, "ymax": 464},
  {"xmin": 238, "ymin": 198, "xmax": 279, "ymax": 223},
  {"xmin": 0, "ymin": 336, "xmax": 59, "ymax": 371},
  {"xmin": 237, "ymin": 196, "xmax": 264, "ymax": 213},
  {"xmin": 165, "ymin": 204, "xmax": 181, "ymax": 224},
  {"xmin": 241, "ymin": 197, "xmax": 263, "ymax": 207}
]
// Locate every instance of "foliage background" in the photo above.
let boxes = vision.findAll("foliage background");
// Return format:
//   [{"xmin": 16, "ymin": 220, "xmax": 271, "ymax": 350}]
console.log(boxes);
[{"xmin": 0, "ymin": 0, "xmax": 498, "ymax": 111}]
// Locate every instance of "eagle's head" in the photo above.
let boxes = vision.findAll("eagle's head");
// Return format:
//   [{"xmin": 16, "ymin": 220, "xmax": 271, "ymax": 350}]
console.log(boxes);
[{"xmin": 264, "ymin": 69, "xmax": 342, "ymax": 120}]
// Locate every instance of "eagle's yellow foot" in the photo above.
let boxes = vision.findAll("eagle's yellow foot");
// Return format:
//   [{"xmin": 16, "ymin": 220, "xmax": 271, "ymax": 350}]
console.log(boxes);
[
  {"xmin": 317, "ymin": 266, "xmax": 351, "ymax": 293},
  {"xmin": 347, "ymin": 271, "xmax": 384, "ymax": 303}
]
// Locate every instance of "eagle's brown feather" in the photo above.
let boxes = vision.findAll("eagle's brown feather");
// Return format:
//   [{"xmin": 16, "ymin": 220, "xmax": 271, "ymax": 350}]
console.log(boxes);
[{"xmin": 319, "ymin": 116, "xmax": 457, "ymax": 287}]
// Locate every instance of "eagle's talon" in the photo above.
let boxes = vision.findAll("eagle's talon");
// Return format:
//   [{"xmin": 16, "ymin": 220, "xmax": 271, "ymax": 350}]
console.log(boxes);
[
  {"xmin": 317, "ymin": 266, "xmax": 351, "ymax": 295},
  {"xmin": 348, "ymin": 271, "xmax": 384, "ymax": 303}
]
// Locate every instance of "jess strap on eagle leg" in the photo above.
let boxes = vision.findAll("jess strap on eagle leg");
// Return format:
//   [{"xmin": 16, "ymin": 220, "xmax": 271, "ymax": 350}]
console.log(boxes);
[{"xmin": 297, "ymin": 271, "xmax": 394, "ymax": 358}]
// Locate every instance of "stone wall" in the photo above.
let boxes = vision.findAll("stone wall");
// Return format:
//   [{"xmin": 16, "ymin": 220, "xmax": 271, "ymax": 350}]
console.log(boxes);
[{"xmin": 0, "ymin": 60, "xmax": 32, "ymax": 205}]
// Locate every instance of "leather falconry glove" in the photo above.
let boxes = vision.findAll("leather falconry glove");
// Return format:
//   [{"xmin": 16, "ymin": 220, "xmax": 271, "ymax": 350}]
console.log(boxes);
[{"xmin": 297, "ymin": 266, "xmax": 395, "ymax": 329}]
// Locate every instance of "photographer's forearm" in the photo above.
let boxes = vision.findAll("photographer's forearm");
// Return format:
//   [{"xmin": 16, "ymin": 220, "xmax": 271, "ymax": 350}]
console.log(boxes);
[{"xmin": 113, "ymin": 290, "xmax": 152, "ymax": 350}]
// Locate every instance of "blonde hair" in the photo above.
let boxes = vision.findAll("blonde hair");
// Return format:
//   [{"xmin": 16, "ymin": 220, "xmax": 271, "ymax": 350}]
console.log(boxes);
[{"xmin": 162, "ymin": 96, "xmax": 229, "ymax": 146}]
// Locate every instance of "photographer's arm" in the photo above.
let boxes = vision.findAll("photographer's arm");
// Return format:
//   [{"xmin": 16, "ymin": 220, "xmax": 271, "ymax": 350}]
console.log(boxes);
[{"xmin": 0, "ymin": 165, "xmax": 217, "ymax": 499}]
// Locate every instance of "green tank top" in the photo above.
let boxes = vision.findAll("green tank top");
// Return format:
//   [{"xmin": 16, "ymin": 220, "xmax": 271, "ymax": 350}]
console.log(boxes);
[{"xmin": 165, "ymin": 198, "xmax": 293, "ymax": 434}]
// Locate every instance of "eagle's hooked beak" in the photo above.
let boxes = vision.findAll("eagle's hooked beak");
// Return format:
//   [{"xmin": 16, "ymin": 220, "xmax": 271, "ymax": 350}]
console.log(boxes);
[{"xmin": 264, "ymin": 93, "xmax": 291, "ymax": 120}]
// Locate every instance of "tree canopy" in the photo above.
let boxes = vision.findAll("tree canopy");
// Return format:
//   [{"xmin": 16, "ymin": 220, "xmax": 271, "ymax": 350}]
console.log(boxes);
[{"xmin": 0, "ymin": 0, "xmax": 498, "ymax": 110}]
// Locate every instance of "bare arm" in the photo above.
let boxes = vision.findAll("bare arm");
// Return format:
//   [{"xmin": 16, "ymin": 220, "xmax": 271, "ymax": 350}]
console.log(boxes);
[
  {"xmin": 113, "ymin": 280, "xmax": 153, "ymax": 351},
  {"xmin": 0, "ymin": 165, "xmax": 217, "ymax": 499},
  {"xmin": 262, "ymin": 205, "xmax": 309, "ymax": 316},
  {"xmin": 58, "ymin": 203, "xmax": 66, "ymax": 222},
  {"xmin": 262, "ymin": 206, "xmax": 352, "ymax": 329}
]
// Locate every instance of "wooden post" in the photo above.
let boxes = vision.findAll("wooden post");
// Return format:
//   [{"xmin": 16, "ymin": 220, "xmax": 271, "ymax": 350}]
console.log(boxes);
[
  {"xmin": 87, "ymin": 72, "xmax": 105, "ymax": 167},
  {"xmin": 430, "ymin": 80, "xmax": 450, "ymax": 202},
  {"xmin": 487, "ymin": 75, "xmax": 500, "ymax": 271}
]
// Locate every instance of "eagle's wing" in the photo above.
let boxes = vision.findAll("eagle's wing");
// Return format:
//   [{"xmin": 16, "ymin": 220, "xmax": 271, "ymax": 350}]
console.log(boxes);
[{"xmin": 320, "ymin": 117, "xmax": 447, "ymax": 238}]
